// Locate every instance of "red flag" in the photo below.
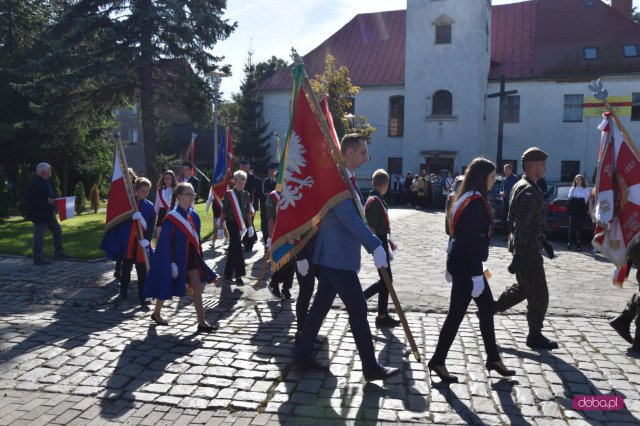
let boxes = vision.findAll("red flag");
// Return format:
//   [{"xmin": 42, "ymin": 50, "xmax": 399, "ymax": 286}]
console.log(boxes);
[
  {"xmin": 592, "ymin": 112, "xmax": 640, "ymax": 287},
  {"xmin": 271, "ymin": 65, "xmax": 351, "ymax": 268},
  {"xmin": 211, "ymin": 126, "xmax": 234, "ymax": 208},
  {"xmin": 55, "ymin": 196, "xmax": 76, "ymax": 221},
  {"xmin": 105, "ymin": 143, "xmax": 136, "ymax": 231}
]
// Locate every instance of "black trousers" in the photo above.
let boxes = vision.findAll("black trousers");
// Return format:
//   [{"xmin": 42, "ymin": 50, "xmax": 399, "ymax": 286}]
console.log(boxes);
[
  {"xmin": 363, "ymin": 236, "xmax": 391, "ymax": 316},
  {"xmin": 431, "ymin": 259, "xmax": 500, "ymax": 365},
  {"xmin": 270, "ymin": 259, "xmax": 295, "ymax": 291},
  {"xmin": 120, "ymin": 258, "xmax": 147, "ymax": 303},
  {"xmin": 295, "ymin": 263, "xmax": 317, "ymax": 332},
  {"xmin": 225, "ymin": 221, "xmax": 246, "ymax": 278}
]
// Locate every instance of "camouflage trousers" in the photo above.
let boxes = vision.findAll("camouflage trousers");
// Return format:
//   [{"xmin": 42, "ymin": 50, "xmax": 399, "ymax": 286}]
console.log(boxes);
[
  {"xmin": 495, "ymin": 254, "xmax": 548, "ymax": 332},
  {"xmin": 619, "ymin": 270, "xmax": 640, "ymax": 335}
]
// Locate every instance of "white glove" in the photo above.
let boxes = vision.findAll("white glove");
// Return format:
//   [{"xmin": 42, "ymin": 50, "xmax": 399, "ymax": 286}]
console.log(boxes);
[
  {"xmin": 247, "ymin": 226, "xmax": 255, "ymax": 238},
  {"xmin": 171, "ymin": 263, "xmax": 178, "ymax": 279},
  {"xmin": 139, "ymin": 239, "xmax": 150, "ymax": 248},
  {"xmin": 471, "ymin": 275, "xmax": 485, "ymax": 298},
  {"xmin": 267, "ymin": 238, "xmax": 272, "ymax": 251},
  {"xmin": 445, "ymin": 270, "xmax": 453, "ymax": 283},
  {"xmin": 205, "ymin": 195, "xmax": 213, "ymax": 214},
  {"xmin": 373, "ymin": 245, "xmax": 388, "ymax": 269},
  {"xmin": 132, "ymin": 212, "xmax": 142, "ymax": 221},
  {"xmin": 388, "ymin": 250, "xmax": 395, "ymax": 262},
  {"xmin": 296, "ymin": 259, "xmax": 309, "ymax": 276},
  {"xmin": 215, "ymin": 218, "xmax": 221, "ymax": 227},
  {"xmin": 217, "ymin": 229, "xmax": 224, "ymax": 239}
]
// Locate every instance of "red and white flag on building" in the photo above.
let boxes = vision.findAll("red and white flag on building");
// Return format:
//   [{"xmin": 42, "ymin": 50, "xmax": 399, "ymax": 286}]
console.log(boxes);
[
  {"xmin": 55, "ymin": 197, "xmax": 76, "ymax": 221},
  {"xmin": 104, "ymin": 143, "xmax": 136, "ymax": 231},
  {"xmin": 592, "ymin": 111, "xmax": 640, "ymax": 286}
]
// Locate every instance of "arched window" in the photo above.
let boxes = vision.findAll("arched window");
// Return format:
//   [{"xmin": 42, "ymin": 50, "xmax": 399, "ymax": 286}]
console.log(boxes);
[
  {"xmin": 432, "ymin": 90, "xmax": 453, "ymax": 116},
  {"xmin": 388, "ymin": 96, "xmax": 404, "ymax": 137},
  {"xmin": 433, "ymin": 14, "xmax": 454, "ymax": 45}
]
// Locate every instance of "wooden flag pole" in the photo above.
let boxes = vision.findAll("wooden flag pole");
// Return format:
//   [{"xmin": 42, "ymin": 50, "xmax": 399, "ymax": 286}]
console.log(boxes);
[
  {"xmin": 290, "ymin": 50, "xmax": 421, "ymax": 362},
  {"xmin": 114, "ymin": 133, "xmax": 150, "ymax": 271},
  {"xmin": 255, "ymin": 249, "xmax": 270, "ymax": 289}
]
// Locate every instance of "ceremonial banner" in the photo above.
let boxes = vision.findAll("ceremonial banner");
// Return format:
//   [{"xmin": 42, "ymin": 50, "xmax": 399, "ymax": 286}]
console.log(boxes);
[
  {"xmin": 104, "ymin": 142, "xmax": 136, "ymax": 231},
  {"xmin": 55, "ymin": 196, "xmax": 76, "ymax": 221},
  {"xmin": 583, "ymin": 96, "xmax": 632, "ymax": 118},
  {"xmin": 211, "ymin": 126, "xmax": 234, "ymax": 208},
  {"xmin": 592, "ymin": 112, "xmax": 640, "ymax": 286},
  {"xmin": 270, "ymin": 65, "xmax": 351, "ymax": 268}
]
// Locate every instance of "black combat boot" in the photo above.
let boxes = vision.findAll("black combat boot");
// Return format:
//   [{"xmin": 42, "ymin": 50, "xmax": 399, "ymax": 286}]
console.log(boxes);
[
  {"xmin": 631, "ymin": 328, "xmax": 640, "ymax": 353},
  {"xmin": 526, "ymin": 331, "xmax": 559, "ymax": 350},
  {"xmin": 610, "ymin": 315, "xmax": 633, "ymax": 343}
]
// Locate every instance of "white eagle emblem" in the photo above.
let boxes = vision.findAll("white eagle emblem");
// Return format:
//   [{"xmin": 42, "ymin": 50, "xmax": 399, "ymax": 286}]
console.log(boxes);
[{"xmin": 280, "ymin": 131, "xmax": 314, "ymax": 209}]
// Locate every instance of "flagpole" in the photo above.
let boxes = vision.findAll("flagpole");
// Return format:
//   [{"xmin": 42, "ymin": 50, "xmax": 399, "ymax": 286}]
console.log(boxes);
[
  {"xmin": 290, "ymin": 50, "xmax": 421, "ymax": 362},
  {"xmin": 115, "ymin": 132, "xmax": 150, "ymax": 271}
]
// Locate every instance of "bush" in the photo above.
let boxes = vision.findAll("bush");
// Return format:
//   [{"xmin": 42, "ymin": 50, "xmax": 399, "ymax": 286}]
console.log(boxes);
[
  {"xmin": 74, "ymin": 182, "xmax": 86, "ymax": 215},
  {"xmin": 51, "ymin": 170, "xmax": 61, "ymax": 198},
  {"xmin": 90, "ymin": 183, "xmax": 100, "ymax": 213}
]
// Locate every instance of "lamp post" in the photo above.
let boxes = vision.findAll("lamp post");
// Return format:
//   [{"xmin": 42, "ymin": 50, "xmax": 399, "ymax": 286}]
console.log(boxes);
[{"xmin": 205, "ymin": 71, "xmax": 227, "ymax": 167}]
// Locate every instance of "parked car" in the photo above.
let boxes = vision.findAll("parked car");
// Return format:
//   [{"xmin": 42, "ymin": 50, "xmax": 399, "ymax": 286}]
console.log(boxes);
[
  {"xmin": 445, "ymin": 175, "xmax": 503, "ymax": 235},
  {"xmin": 545, "ymin": 183, "xmax": 595, "ymax": 233}
]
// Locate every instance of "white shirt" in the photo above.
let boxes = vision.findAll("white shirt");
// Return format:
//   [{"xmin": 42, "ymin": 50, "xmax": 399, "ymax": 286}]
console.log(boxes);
[
  {"xmin": 568, "ymin": 186, "xmax": 590, "ymax": 204},
  {"xmin": 154, "ymin": 187, "xmax": 173, "ymax": 213}
]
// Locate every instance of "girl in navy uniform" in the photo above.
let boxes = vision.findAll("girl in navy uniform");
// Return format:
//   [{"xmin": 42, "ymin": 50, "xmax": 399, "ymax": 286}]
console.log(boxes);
[
  {"xmin": 154, "ymin": 170, "xmax": 177, "ymax": 238},
  {"xmin": 429, "ymin": 157, "xmax": 515, "ymax": 383},
  {"xmin": 144, "ymin": 182, "xmax": 217, "ymax": 332}
]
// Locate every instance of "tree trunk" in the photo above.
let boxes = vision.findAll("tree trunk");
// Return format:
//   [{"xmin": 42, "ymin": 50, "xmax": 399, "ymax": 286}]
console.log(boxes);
[
  {"xmin": 139, "ymin": 0, "xmax": 156, "ymax": 178},
  {"xmin": 62, "ymin": 158, "xmax": 68, "ymax": 196}
]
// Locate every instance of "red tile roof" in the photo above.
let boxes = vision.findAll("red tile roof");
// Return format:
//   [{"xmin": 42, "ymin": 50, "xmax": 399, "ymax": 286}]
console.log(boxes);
[{"xmin": 260, "ymin": 1, "xmax": 640, "ymax": 91}]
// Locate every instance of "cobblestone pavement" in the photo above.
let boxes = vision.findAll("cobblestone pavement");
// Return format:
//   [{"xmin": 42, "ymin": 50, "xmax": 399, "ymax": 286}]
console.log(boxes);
[{"xmin": 0, "ymin": 208, "xmax": 639, "ymax": 425}]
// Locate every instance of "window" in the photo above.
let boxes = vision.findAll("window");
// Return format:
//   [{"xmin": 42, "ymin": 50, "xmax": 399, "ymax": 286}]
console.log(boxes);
[
  {"xmin": 432, "ymin": 90, "xmax": 453, "ymax": 116},
  {"xmin": 563, "ymin": 94, "xmax": 584, "ymax": 122},
  {"xmin": 388, "ymin": 157, "xmax": 403, "ymax": 175},
  {"xmin": 503, "ymin": 95, "xmax": 520, "ymax": 123},
  {"xmin": 561, "ymin": 161, "xmax": 580, "ymax": 182},
  {"xmin": 129, "ymin": 129, "xmax": 138, "ymax": 144},
  {"xmin": 632, "ymin": 92, "xmax": 640, "ymax": 121},
  {"xmin": 583, "ymin": 47, "xmax": 598, "ymax": 60},
  {"xmin": 388, "ymin": 96, "xmax": 404, "ymax": 137},
  {"xmin": 435, "ymin": 24, "xmax": 451, "ymax": 44},
  {"xmin": 623, "ymin": 44, "xmax": 639, "ymax": 58}
]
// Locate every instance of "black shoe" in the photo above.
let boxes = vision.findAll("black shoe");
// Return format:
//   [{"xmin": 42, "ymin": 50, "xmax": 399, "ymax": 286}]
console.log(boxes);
[
  {"xmin": 139, "ymin": 299, "xmax": 151, "ymax": 307},
  {"xmin": 375, "ymin": 315, "xmax": 401, "ymax": 328},
  {"xmin": 566, "ymin": 243, "xmax": 572, "ymax": 250},
  {"xmin": 294, "ymin": 332, "xmax": 324, "ymax": 346},
  {"xmin": 113, "ymin": 269, "xmax": 121, "ymax": 279},
  {"xmin": 197, "ymin": 324, "xmax": 218, "ymax": 333},
  {"xmin": 268, "ymin": 283, "xmax": 281, "ymax": 299},
  {"xmin": 427, "ymin": 360, "xmax": 458, "ymax": 383},
  {"xmin": 223, "ymin": 275, "xmax": 233, "ymax": 282},
  {"xmin": 486, "ymin": 361, "xmax": 515, "ymax": 377},
  {"xmin": 150, "ymin": 313, "xmax": 168, "ymax": 326},
  {"xmin": 282, "ymin": 289, "xmax": 292, "ymax": 300},
  {"xmin": 576, "ymin": 244, "xmax": 582, "ymax": 252},
  {"xmin": 364, "ymin": 366, "xmax": 400, "ymax": 382},
  {"xmin": 631, "ymin": 339, "xmax": 640, "ymax": 353},
  {"xmin": 235, "ymin": 277, "xmax": 244, "ymax": 286},
  {"xmin": 526, "ymin": 332, "xmax": 559, "ymax": 350},
  {"xmin": 610, "ymin": 315, "xmax": 633, "ymax": 344},
  {"xmin": 294, "ymin": 357, "xmax": 327, "ymax": 370},
  {"xmin": 33, "ymin": 259, "xmax": 51, "ymax": 265}
]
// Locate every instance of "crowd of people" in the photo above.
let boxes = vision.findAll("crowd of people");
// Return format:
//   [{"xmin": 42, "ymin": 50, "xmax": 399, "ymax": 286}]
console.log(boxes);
[
  {"xmin": 25, "ymin": 135, "xmax": 640, "ymax": 386},
  {"xmin": 391, "ymin": 170, "xmax": 455, "ymax": 210}
]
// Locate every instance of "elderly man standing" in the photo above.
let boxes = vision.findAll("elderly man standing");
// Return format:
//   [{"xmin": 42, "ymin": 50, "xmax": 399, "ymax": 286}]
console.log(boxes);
[{"xmin": 27, "ymin": 163, "xmax": 68, "ymax": 265}]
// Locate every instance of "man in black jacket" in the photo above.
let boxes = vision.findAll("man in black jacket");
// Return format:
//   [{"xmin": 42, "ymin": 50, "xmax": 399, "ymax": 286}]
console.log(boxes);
[
  {"xmin": 179, "ymin": 161, "xmax": 200, "ymax": 203},
  {"xmin": 27, "ymin": 163, "xmax": 67, "ymax": 265},
  {"xmin": 239, "ymin": 159, "xmax": 261, "ymax": 252}
]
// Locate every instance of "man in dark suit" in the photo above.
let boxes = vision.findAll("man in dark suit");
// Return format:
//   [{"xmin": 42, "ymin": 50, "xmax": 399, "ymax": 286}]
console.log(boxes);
[
  {"xmin": 293, "ymin": 134, "xmax": 399, "ymax": 382},
  {"xmin": 27, "ymin": 162, "xmax": 68, "ymax": 265},
  {"xmin": 179, "ymin": 161, "xmax": 200, "ymax": 203},
  {"xmin": 239, "ymin": 159, "xmax": 261, "ymax": 252},
  {"xmin": 260, "ymin": 163, "xmax": 278, "ymax": 246}
]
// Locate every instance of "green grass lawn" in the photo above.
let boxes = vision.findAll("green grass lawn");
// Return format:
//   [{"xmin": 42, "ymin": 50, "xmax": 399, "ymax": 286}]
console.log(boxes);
[{"xmin": 0, "ymin": 201, "xmax": 261, "ymax": 260}]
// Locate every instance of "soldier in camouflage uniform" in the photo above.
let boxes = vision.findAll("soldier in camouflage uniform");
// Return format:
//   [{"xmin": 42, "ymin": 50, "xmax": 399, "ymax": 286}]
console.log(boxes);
[
  {"xmin": 495, "ymin": 147, "xmax": 559, "ymax": 350},
  {"xmin": 609, "ymin": 244, "xmax": 640, "ymax": 352}
]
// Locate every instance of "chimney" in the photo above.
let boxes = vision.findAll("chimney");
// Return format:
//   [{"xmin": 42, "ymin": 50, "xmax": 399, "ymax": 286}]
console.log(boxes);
[{"xmin": 610, "ymin": 0, "xmax": 633, "ymax": 19}]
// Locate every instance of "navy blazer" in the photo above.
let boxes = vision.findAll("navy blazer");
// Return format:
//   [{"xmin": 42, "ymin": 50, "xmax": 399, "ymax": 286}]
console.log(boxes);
[
  {"xmin": 313, "ymin": 198, "xmax": 381, "ymax": 271},
  {"xmin": 447, "ymin": 197, "xmax": 491, "ymax": 277},
  {"xmin": 26, "ymin": 176, "xmax": 55, "ymax": 223}
]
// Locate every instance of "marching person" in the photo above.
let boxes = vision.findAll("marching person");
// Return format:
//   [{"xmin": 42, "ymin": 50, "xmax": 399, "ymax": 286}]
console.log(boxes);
[
  {"xmin": 114, "ymin": 168, "xmax": 139, "ymax": 278},
  {"xmin": 219, "ymin": 170, "xmax": 253, "ymax": 285},
  {"xmin": 429, "ymin": 158, "xmax": 514, "ymax": 383},
  {"xmin": 500, "ymin": 163, "xmax": 518, "ymax": 231},
  {"xmin": 609, "ymin": 244, "xmax": 640, "ymax": 353},
  {"xmin": 567, "ymin": 174, "xmax": 590, "ymax": 251},
  {"xmin": 363, "ymin": 169, "xmax": 401, "ymax": 328},
  {"xmin": 144, "ymin": 182, "xmax": 217, "ymax": 332},
  {"xmin": 294, "ymin": 235, "xmax": 318, "ymax": 345},
  {"xmin": 154, "ymin": 170, "xmax": 177, "ymax": 238},
  {"xmin": 239, "ymin": 159, "xmax": 260, "ymax": 252},
  {"xmin": 27, "ymin": 162, "xmax": 68, "ymax": 265},
  {"xmin": 179, "ymin": 161, "xmax": 200, "ymax": 203},
  {"xmin": 495, "ymin": 147, "xmax": 558, "ymax": 350},
  {"xmin": 293, "ymin": 133, "xmax": 399, "ymax": 382},
  {"xmin": 260, "ymin": 163, "xmax": 278, "ymax": 246},
  {"xmin": 266, "ymin": 187, "xmax": 295, "ymax": 300}
]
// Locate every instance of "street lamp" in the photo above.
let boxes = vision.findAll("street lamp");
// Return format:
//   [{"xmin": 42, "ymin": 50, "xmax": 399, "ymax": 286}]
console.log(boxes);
[
  {"xmin": 344, "ymin": 113, "xmax": 356, "ymax": 129},
  {"xmin": 205, "ymin": 70, "xmax": 228, "ymax": 168}
]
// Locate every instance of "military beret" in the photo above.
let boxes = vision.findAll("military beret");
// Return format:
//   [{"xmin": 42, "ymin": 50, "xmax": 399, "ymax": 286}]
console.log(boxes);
[
  {"xmin": 239, "ymin": 159, "xmax": 251, "ymax": 166},
  {"xmin": 521, "ymin": 147, "xmax": 548, "ymax": 162}
]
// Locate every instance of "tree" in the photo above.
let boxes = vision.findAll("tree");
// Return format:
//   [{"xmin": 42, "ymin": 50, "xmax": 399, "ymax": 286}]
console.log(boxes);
[
  {"xmin": 255, "ymin": 56, "xmax": 288, "ymax": 83},
  {"xmin": 90, "ymin": 183, "xmax": 100, "ymax": 213},
  {"xmin": 633, "ymin": 6, "xmax": 639, "ymax": 23},
  {"xmin": 310, "ymin": 55, "xmax": 375, "ymax": 141},
  {"xmin": 234, "ymin": 51, "xmax": 272, "ymax": 173},
  {"xmin": 20, "ymin": 0, "xmax": 236, "ymax": 177},
  {"xmin": 74, "ymin": 182, "xmax": 86, "ymax": 215}
]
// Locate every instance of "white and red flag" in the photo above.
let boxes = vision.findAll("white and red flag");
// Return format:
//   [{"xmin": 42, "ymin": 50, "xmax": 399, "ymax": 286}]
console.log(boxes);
[
  {"xmin": 592, "ymin": 111, "xmax": 640, "ymax": 286},
  {"xmin": 104, "ymin": 142, "xmax": 136, "ymax": 231},
  {"xmin": 55, "ymin": 196, "xmax": 76, "ymax": 221}
]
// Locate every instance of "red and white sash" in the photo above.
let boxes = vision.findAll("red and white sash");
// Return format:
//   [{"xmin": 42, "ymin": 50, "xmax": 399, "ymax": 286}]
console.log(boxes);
[
  {"xmin": 365, "ymin": 195, "xmax": 390, "ymax": 232},
  {"xmin": 157, "ymin": 188, "xmax": 171, "ymax": 210},
  {"xmin": 166, "ymin": 209, "xmax": 200, "ymax": 253},
  {"xmin": 227, "ymin": 189, "xmax": 247, "ymax": 232},
  {"xmin": 269, "ymin": 190, "xmax": 281, "ymax": 205},
  {"xmin": 450, "ymin": 191, "xmax": 492, "ymax": 237}
]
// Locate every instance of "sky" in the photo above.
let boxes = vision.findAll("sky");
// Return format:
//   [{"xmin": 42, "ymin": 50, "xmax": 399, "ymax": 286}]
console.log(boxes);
[{"xmin": 213, "ymin": 0, "xmax": 638, "ymax": 99}]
